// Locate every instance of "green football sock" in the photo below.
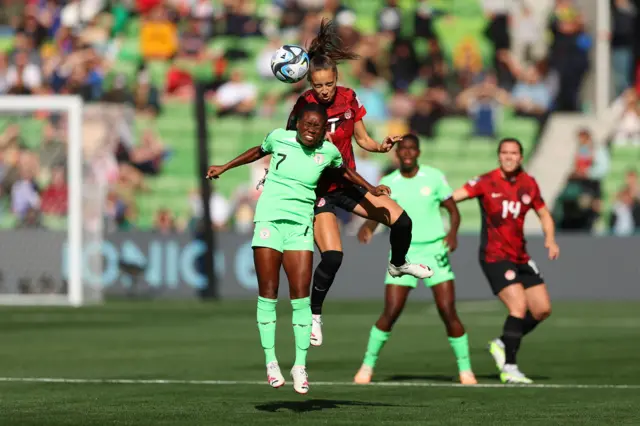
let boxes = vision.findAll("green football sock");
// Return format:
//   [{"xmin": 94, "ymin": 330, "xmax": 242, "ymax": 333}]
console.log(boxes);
[
  {"xmin": 291, "ymin": 297, "xmax": 312, "ymax": 367},
  {"xmin": 363, "ymin": 326, "xmax": 391, "ymax": 368},
  {"xmin": 257, "ymin": 297, "xmax": 278, "ymax": 365},
  {"xmin": 448, "ymin": 333, "xmax": 472, "ymax": 373}
]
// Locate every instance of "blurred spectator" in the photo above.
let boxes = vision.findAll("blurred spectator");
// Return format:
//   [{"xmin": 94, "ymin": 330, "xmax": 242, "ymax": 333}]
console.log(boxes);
[
  {"xmin": 574, "ymin": 129, "xmax": 609, "ymax": 181},
  {"xmin": 220, "ymin": 0, "xmax": 261, "ymax": 37},
  {"xmin": 378, "ymin": 0, "xmax": 401, "ymax": 36},
  {"xmin": 11, "ymin": 153, "xmax": 40, "ymax": 219},
  {"xmin": 131, "ymin": 67, "xmax": 162, "ymax": 116},
  {"xmin": 39, "ymin": 122, "xmax": 67, "ymax": 174},
  {"xmin": 625, "ymin": 169, "xmax": 640, "ymax": 198},
  {"xmin": 512, "ymin": 4, "xmax": 542, "ymax": 64},
  {"xmin": 189, "ymin": 187, "xmax": 232, "ymax": 231},
  {"xmin": 611, "ymin": 0, "xmax": 636, "ymax": 98},
  {"xmin": 388, "ymin": 38, "xmax": 420, "ymax": 91},
  {"xmin": 482, "ymin": 0, "xmax": 511, "ymax": 52},
  {"xmin": 414, "ymin": 0, "xmax": 435, "ymax": 40},
  {"xmin": 612, "ymin": 90, "xmax": 640, "ymax": 146},
  {"xmin": 7, "ymin": 50, "xmax": 42, "ymax": 94},
  {"xmin": 180, "ymin": 18, "xmax": 206, "ymax": 59},
  {"xmin": 610, "ymin": 188, "xmax": 640, "ymax": 235},
  {"xmin": 553, "ymin": 169, "xmax": 602, "ymax": 232},
  {"xmin": 457, "ymin": 73, "xmax": 510, "ymax": 138},
  {"xmin": 548, "ymin": 0, "xmax": 590, "ymax": 112},
  {"xmin": 356, "ymin": 72, "xmax": 387, "ymax": 121},
  {"xmin": 60, "ymin": 0, "xmax": 105, "ymax": 28},
  {"xmin": 511, "ymin": 66, "xmax": 551, "ymax": 120},
  {"xmin": 140, "ymin": 5, "xmax": 178, "ymax": 60},
  {"xmin": 214, "ymin": 69, "xmax": 257, "ymax": 117},
  {"xmin": 40, "ymin": 165, "xmax": 68, "ymax": 216},
  {"xmin": 410, "ymin": 95, "xmax": 444, "ymax": 139},
  {"xmin": 153, "ymin": 208, "xmax": 177, "ymax": 235},
  {"xmin": 0, "ymin": 53, "xmax": 8, "ymax": 94},
  {"xmin": 17, "ymin": 206, "xmax": 44, "ymax": 229}
]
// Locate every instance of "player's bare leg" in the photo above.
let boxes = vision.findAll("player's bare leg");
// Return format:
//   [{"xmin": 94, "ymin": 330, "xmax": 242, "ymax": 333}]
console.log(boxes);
[
  {"xmin": 495, "ymin": 284, "xmax": 532, "ymax": 384},
  {"xmin": 353, "ymin": 193, "xmax": 434, "ymax": 280},
  {"xmin": 432, "ymin": 281, "xmax": 477, "ymax": 385},
  {"xmin": 283, "ymin": 250, "xmax": 314, "ymax": 394},
  {"xmin": 254, "ymin": 248, "xmax": 285, "ymax": 388},
  {"xmin": 309, "ymin": 212, "xmax": 344, "ymax": 346},
  {"xmin": 355, "ymin": 285, "xmax": 411, "ymax": 384}
]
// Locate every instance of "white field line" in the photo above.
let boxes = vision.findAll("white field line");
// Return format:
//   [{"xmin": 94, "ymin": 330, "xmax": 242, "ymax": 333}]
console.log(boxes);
[{"xmin": 0, "ymin": 377, "xmax": 638, "ymax": 390}]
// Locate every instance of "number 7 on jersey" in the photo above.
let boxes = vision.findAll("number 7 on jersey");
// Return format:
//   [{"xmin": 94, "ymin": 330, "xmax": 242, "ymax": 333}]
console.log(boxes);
[{"xmin": 275, "ymin": 153, "xmax": 287, "ymax": 170}]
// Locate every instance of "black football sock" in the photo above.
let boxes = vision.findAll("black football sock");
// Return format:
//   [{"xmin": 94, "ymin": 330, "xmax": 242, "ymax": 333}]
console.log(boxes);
[
  {"xmin": 389, "ymin": 211, "xmax": 412, "ymax": 267},
  {"xmin": 522, "ymin": 311, "xmax": 541, "ymax": 337},
  {"xmin": 501, "ymin": 315, "xmax": 524, "ymax": 365},
  {"xmin": 310, "ymin": 251, "xmax": 343, "ymax": 315}
]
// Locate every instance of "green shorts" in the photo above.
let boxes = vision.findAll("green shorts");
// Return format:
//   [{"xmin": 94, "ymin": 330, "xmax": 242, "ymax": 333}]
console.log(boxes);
[
  {"xmin": 252, "ymin": 220, "xmax": 314, "ymax": 253},
  {"xmin": 385, "ymin": 239, "xmax": 455, "ymax": 288}
]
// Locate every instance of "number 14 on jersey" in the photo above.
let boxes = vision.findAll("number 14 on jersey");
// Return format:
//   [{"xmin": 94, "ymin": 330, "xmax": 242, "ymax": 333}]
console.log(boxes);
[{"xmin": 502, "ymin": 200, "xmax": 521, "ymax": 219}]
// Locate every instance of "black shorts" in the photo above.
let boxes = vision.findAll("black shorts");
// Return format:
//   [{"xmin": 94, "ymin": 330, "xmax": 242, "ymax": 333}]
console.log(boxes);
[
  {"xmin": 480, "ymin": 260, "xmax": 544, "ymax": 295},
  {"xmin": 314, "ymin": 185, "xmax": 367, "ymax": 216}
]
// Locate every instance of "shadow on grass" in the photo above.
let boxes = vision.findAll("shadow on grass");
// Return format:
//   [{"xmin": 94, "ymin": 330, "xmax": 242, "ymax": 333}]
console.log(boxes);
[
  {"xmin": 255, "ymin": 399, "xmax": 411, "ymax": 413},
  {"xmin": 383, "ymin": 374, "xmax": 551, "ymax": 382}
]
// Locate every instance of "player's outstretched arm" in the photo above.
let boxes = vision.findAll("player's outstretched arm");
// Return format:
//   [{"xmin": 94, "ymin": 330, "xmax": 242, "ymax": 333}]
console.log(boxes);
[
  {"xmin": 452, "ymin": 187, "xmax": 471, "ymax": 202},
  {"xmin": 353, "ymin": 121, "xmax": 401, "ymax": 153},
  {"xmin": 441, "ymin": 197, "xmax": 460, "ymax": 252},
  {"xmin": 206, "ymin": 146, "xmax": 267, "ymax": 180},
  {"xmin": 535, "ymin": 206, "xmax": 560, "ymax": 260},
  {"xmin": 341, "ymin": 167, "xmax": 390, "ymax": 196}
]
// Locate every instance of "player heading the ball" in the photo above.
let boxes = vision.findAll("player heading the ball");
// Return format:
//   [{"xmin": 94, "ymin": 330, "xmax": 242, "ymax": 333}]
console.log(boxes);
[
  {"xmin": 287, "ymin": 20, "xmax": 434, "ymax": 348},
  {"xmin": 206, "ymin": 103, "xmax": 390, "ymax": 395}
]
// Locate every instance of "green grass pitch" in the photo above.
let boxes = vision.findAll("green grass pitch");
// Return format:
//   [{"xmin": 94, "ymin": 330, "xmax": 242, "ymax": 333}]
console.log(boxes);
[{"xmin": 0, "ymin": 299, "xmax": 639, "ymax": 425}]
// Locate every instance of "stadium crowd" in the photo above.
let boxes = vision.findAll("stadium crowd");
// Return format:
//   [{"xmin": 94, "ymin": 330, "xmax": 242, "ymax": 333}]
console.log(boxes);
[{"xmin": 0, "ymin": 0, "xmax": 638, "ymax": 234}]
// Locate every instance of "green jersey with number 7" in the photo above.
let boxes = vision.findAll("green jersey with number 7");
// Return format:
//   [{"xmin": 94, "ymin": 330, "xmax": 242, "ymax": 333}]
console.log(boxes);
[{"xmin": 254, "ymin": 128, "xmax": 344, "ymax": 227}]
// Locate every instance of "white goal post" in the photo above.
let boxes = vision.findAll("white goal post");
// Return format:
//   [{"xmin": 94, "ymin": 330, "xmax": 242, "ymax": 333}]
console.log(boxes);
[{"xmin": 0, "ymin": 96, "xmax": 94, "ymax": 307}]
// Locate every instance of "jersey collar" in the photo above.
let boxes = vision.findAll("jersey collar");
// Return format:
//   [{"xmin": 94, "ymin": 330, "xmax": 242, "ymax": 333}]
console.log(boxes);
[{"xmin": 496, "ymin": 167, "xmax": 522, "ymax": 183}]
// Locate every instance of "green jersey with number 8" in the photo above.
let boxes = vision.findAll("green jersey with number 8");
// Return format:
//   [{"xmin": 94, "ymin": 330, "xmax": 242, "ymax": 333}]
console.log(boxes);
[
  {"xmin": 254, "ymin": 128, "xmax": 344, "ymax": 227},
  {"xmin": 380, "ymin": 165, "xmax": 453, "ymax": 243},
  {"xmin": 379, "ymin": 165, "xmax": 454, "ymax": 287}
]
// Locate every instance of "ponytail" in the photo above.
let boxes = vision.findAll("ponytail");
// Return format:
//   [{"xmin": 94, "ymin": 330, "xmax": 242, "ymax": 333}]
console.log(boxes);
[{"xmin": 307, "ymin": 19, "xmax": 359, "ymax": 77}]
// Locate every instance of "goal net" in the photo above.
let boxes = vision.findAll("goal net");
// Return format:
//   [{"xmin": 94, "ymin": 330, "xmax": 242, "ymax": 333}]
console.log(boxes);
[{"xmin": 0, "ymin": 96, "xmax": 116, "ymax": 306}]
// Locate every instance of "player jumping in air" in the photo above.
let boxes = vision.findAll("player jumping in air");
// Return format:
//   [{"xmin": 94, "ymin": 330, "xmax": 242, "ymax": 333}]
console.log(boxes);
[
  {"xmin": 353, "ymin": 135, "xmax": 477, "ymax": 386},
  {"xmin": 287, "ymin": 20, "xmax": 433, "ymax": 347},
  {"xmin": 206, "ymin": 104, "xmax": 389, "ymax": 394},
  {"xmin": 452, "ymin": 138, "xmax": 559, "ymax": 384}
]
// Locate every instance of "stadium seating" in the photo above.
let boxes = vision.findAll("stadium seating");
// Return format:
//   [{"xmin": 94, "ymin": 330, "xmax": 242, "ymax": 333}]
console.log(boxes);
[{"xmin": 601, "ymin": 144, "xmax": 640, "ymax": 221}]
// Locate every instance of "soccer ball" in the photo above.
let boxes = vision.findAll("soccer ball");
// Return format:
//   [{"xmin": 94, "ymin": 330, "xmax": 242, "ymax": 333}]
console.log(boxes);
[{"xmin": 270, "ymin": 45, "xmax": 310, "ymax": 83}]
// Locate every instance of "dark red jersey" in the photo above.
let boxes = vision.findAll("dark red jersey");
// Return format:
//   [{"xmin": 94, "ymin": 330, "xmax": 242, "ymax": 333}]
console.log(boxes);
[
  {"xmin": 463, "ymin": 168, "xmax": 546, "ymax": 264},
  {"xmin": 287, "ymin": 86, "xmax": 366, "ymax": 193}
]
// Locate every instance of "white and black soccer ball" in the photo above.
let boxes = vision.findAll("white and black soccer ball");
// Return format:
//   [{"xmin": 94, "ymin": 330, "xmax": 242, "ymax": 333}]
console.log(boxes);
[{"xmin": 270, "ymin": 45, "xmax": 310, "ymax": 83}]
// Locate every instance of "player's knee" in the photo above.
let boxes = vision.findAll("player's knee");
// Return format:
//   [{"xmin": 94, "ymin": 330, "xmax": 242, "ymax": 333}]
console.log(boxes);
[
  {"xmin": 259, "ymin": 287, "xmax": 278, "ymax": 299},
  {"xmin": 508, "ymin": 304, "xmax": 528, "ymax": 318},
  {"xmin": 391, "ymin": 211, "xmax": 412, "ymax": 231},
  {"xmin": 320, "ymin": 250, "xmax": 343, "ymax": 275},
  {"xmin": 532, "ymin": 306, "xmax": 551, "ymax": 321}
]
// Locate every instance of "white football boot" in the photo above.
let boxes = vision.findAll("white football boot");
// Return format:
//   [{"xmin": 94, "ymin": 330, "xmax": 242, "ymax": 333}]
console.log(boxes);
[
  {"xmin": 488, "ymin": 338, "xmax": 506, "ymax": 371},
  {"xmin": 388, "ymin": 260, "xmax": 434, "ymax": 279},
  {"xmin": 500, "ymin": 364, "xmax": 533, "ymax": 384},
  {"xmin": 266, "ymin": 361, "xmax": 285, "ymax": 388},
  {"xmin": 290, "ymin": 365, "xmax": 309, "ymax": 394}
]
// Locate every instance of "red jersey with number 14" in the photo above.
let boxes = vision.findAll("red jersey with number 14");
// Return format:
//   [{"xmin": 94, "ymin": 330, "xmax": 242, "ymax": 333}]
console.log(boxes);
[
  {"xmin": 463, "ymin": 168, "xmax": 545, "ymax": 264},
  {"xmin": 287, "ymin": 87, "xmax": 366, "ymax": 192}
]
